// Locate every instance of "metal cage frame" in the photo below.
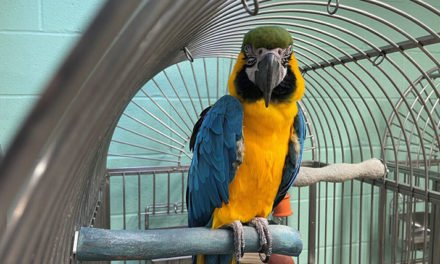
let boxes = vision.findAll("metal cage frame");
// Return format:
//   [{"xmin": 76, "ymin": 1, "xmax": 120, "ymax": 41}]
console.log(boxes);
[{"xmin": 0, "ymin": 1, "xmax": 438, "ymax": 263}]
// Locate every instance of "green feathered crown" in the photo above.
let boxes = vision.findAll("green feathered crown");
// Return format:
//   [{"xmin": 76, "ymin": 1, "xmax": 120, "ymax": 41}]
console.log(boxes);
[{"xmin": 242, "ymin": 26, "xmax": 293, "ymax": 51}]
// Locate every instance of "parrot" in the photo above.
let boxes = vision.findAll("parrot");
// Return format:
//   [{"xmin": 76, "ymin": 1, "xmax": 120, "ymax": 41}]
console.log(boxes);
[{"xmin": 187, "ymin": 26, "xmax": 306, "ymax": 264}]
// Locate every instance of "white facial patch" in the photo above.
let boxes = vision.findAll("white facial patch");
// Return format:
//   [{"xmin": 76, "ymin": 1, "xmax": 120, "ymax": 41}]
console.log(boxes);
[{"xmin": 245, "ymin": 47, "xmax": 288, "ymax": 86}]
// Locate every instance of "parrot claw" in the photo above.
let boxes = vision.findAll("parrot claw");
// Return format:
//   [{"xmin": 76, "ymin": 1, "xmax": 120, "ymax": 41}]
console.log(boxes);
[
  {"xmin": 249, "ymin": 217, "xmax": 272, "ymax": 263},
  {"xmin": 227, "ymin": 220, "xmax": 245, "ymax": 263}
]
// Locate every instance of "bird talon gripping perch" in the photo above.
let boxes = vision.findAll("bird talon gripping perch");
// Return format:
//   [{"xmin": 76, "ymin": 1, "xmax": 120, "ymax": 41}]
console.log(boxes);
[
  {"xmin": 187, "ymin": 26, "xmax": 305, "ymax": 263},
  {"xmin": 228, "ymin": 220, "xmax": 245, "ymax": 262},
  {"xmin": 250, "ymin": 217, "xmax": 273, "ymax": 263}
]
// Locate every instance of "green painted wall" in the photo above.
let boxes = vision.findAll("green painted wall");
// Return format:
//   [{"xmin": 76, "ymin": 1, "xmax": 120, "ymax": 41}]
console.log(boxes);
[{"xmin": 0, "ymin": 0, "xmax": 105, "ymax": 152}]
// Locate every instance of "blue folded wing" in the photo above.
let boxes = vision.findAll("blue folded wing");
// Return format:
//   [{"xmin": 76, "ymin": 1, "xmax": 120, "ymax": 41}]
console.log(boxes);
[
  {"xmin": 273, "ymin": 102, "xmax": 307, "ymax": 208},
  {"xmin": 187, "ymin": 95, "xmax": 243, "ymax": 227}
]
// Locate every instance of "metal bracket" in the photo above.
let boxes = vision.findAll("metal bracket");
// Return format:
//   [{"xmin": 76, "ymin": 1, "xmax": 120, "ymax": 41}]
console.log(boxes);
[
  {"xmin": 327, "ymin": 0, "xmax": 339, "ymax": 15},
  {"xmin": 183, "ymin": 47, "xmax": 194, "ymax": 63},
  {"xmin": 241, "ymin": 0, "xmax": 259, "ymax": 16}
]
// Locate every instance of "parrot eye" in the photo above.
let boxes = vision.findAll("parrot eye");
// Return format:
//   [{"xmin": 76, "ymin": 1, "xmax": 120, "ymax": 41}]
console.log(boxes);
[
  {"xmin": 244, "ymin": 45, "xmax": 257, "ymax": 67},
  {"xmin": 281, "ymin": 45, "xmax": 293, "ymax": 67}
]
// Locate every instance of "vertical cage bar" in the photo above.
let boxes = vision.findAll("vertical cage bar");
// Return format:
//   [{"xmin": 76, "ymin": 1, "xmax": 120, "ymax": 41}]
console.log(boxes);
[
  {"xmin": 122, "ymin": 173, "xmax": 127, "ymax": 264},
  {"xmin": 122, "ymin": 172, "xmax": 126, "ymax": 230},
  {"xmin": 378, "ymin": 186, "xmax": 387, "ymax": 264},
  {"xmin": 190, "ymin": 62, "xmax": 204, "ymax": 112},
  {"xmin": 431, "ymin": 180, "xmax": 440, "ymax": 263},
  {"xmin": 137, "ymin": 173, "xmax": 141, "ymax": 230},
  {"xmin": 153, "ymin": 172, "xmax": 156, "ymax": 215},
  {"xmin": 423, "ymin": 200, "xmax": 429, "ymax": 262},
  {"xmin": 406, "ymin": 197, "xmax": 414, "ymax": 262},
  {"xmin": 399, "ymin": 194, "xmax": 406, "ymax": 263},
  {"xmin": 226, "ymin": 58, "xmax": 234, "ymax": 94},
  {"xmin": 181, "ymin": 172, "xmax": 185, "ymax": 213},
  {"xmin": 167, "ymin": 172, "xmax": 171, "ymax": 214},
  {"xmin": 391, "ymin": 191, "xmax": 399, "ymax": 264},
  {"xmin": 369, "ymin": 184, "xmax": 374, "ymax": 264},
  {"xmin": 317, "ymin": 183, "xmax": 321, "ymax": 264},
  {"xmin": 297, "ymin": 187, "xmax": 301, "ymax": 264},
  {"xmin": 216, "ymin": 57, "xmax": 220, "ymax": 100},
  {"xmin": 332, "ymin": 183, "xmax": 336, "ymax": 264},
  {"xmin": 358, "ymin": 181, "xmax": 363, "ymax": 264},
  {"xmin": 324, "ymin": 182, "xmax": 328, "ymax": 264},
  {"xmin": 339, "ymin": 183, "xmax": 345, "ymax": 264},
  {"xmin": 308, "ymin": 183, "xmax": 317, "ymax": 264},
  {"xmin": 203, "ymin": 58, "xmax": 211, "ymax": 106},
  {"xmin": 410, "ymin": 198, "xmax": 416, "ymax": 261},
  {"xmin": 104, "ymin": 175, "xmax": 110, "ymax": 229},
  {"xmin": 349, "ymin": 181, "xmax": 353, "ymax": 264}
]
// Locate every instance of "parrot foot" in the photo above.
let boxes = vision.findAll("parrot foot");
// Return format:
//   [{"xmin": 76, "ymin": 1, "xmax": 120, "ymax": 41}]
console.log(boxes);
[
  {"xmin": 228, "ymin": 220, "xmax": 245, "ymax": 263},
  {"xmin": 249, "ymin": 217, "xmax": 272, "ymax": 263}
]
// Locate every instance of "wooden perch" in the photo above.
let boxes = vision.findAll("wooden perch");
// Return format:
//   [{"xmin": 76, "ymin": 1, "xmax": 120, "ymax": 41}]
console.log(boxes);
[
  {"xmin": 75, "ymin": 225, "xmax": 302, "ymax": 261},
  {"xmin": 294, "ymin": 158, "xmax": 387, "ymax": 187}
]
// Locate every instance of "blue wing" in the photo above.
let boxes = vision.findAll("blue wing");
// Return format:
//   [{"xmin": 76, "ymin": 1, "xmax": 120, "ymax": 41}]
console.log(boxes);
[
  {"xmin": 273, "ymin": 102, "xmax": 307, "ymax": 208},
  {"xmin": 187, "ymin": 95, "xmax": 243, "ymax": 227}
]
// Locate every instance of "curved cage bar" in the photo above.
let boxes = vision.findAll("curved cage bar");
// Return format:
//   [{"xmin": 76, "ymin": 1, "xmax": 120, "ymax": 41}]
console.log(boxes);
[{"xmin": 0, "ymin": 1, "xmax": 438, "ymax": 263}]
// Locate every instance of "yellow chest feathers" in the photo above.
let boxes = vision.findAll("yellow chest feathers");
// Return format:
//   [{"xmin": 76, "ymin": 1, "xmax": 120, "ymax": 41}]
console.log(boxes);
[
  {"xmin": 242, "ymin": 99, "xmax": 297, "ymax": 140},
  {"xmin": 211, "ymin": 99, "xmax": 297, "ymax": 228}
]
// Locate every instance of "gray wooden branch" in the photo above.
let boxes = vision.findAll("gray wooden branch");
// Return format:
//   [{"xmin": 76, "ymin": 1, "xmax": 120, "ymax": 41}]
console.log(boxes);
[
  {"xmin": 75, "ymin": 226, "xmax": 302, "ymax": 261},
  {"xmin": 294, "ymin": 158, "xmax": 387, "ymax": 187}
]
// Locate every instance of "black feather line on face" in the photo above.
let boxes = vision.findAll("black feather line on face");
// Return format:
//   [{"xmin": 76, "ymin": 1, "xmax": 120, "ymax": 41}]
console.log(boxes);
[{"xmin": 234, "ymin": 67, "xmax": 297, "ymax": 103}]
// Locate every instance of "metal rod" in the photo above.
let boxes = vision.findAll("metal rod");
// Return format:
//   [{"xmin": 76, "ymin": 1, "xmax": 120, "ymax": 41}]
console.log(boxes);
[
  {"xmin": 142, "ymin": 89, "xmax": 190, "ymax": 137},
  {"xmin": 108, "ymin": 154, "xmax": 177, "ymax": 164},
  {"xmin": 163, "ymin": 70, "xmax": 197, "ymax": 125},
  {"xmin": 181, "ymin": 172, "xmax": 185, "ymax": 213},
  {"xmin": 317, "ymin": 182, "xmax": 321, "ymax": 264},
  {"xmin": 378, "ymin": 186, "xmax": 386, "ymax": 264},
  {"xmin": 108, "ymin": 166, "xmax": 190, "ymax": 175},
  {"xmin": 349, "ymin": 180, "xmax": 353, "ymax": 264},
  {"xmin": 358, "ymin": 181, "xmax": 363, "ymax": 264},
  {"xmin": 167, "ymin": 172, "xmax": 170, "ymax": 214},
  {"xmin": 332, "ymin": 182, "xmax": 336, "ymax": 264},
  {"xmin": 302, "ymin": 32, "xmax": 440, "ymax": 72},
  {"xmin": 189, "ymin": 62, "xmax": 205, "ymax": 112},
  {"xmin": 123, "ymin": 173, "xmax": 126, "ymax": 230},
  {"xmin": 340, "ymin": 182, "xmax": 345, "ymax": 263},
  {"xmin": 308, "ymin": 184, "xmax": 316, "ymax": 264},
  {"xmin": 128, "ymin": 100, "xmax": 188, "ymax": 141},
  {"xmin": 431, "ymin": 180, "xmax": 440, "ymax": 263},
  {"xmin": 297, "ymin": 187, "xmax": 301, "ymax": 264},
  {"xmin": 369, "ymin": 184, "xmax": 374, "ymax": 264},
  {"xmin": 175, "ymin": 63, "xmax": 200, "ymax": 120},
  {"xmin": 203, "ymin": 58, "xmax": 211, "ymax": 106},
  {"xmin": 111, "ymin": 139, "xmax": 181, "ymax": 157},
  {"xmin": 116, "ymin": 125, "xmax": 191, "ymax": 158},
  {"xmin": 216, "ymin": 57, "xmax": 220, "ymax": 100},
  {"xmin": 137, "ymin": 173, "xmax": 141, "ymax": 230},
  {"xmin": 151, "ymin": 79, "xmax": 194, "ymax": 133},
  {"xmin": 324, "ymin": 182, "xmax": 328, "ymax": 263},
  {"xmin": 152, "ymin": 172, "xmax": 156, "ymax": 215}
]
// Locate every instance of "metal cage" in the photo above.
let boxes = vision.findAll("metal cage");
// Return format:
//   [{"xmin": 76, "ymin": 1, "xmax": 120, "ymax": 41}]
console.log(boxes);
[{"xmin": 0, "ymin": 1, "xmax": 438, "ymax": 263}]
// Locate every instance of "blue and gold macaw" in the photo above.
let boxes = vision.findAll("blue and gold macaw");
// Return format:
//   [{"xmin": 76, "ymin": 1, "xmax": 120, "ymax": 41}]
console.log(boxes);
[{"xmin": 187, "ymin": 26, "xmax": 306, "ymax": 264}]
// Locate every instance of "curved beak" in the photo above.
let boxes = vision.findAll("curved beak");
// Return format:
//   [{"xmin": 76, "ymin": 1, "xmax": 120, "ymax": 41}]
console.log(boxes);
[{"xmin": 255, "ymin": 53, "xmax": 283, "ymax": 107}]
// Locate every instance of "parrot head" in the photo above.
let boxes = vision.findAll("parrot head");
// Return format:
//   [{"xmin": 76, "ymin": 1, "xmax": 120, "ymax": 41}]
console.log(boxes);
[{"xmin": 229, "ymin": 26, "xmax": 304, "ymax": 107}]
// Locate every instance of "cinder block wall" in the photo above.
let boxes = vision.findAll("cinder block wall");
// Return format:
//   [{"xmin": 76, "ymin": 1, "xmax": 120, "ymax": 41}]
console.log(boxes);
[{"xmin": 0, "ymin": 0, "xmax": 104, "ymax": 152}]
